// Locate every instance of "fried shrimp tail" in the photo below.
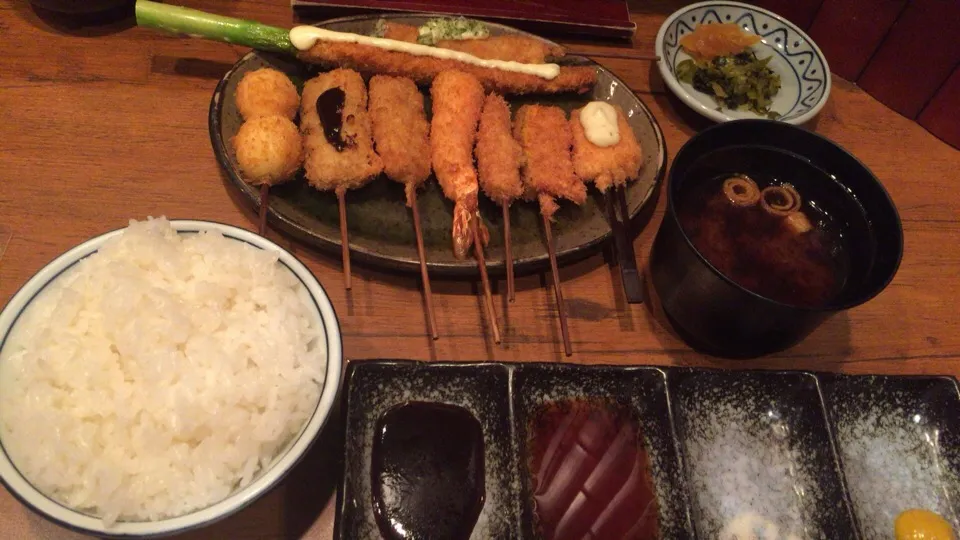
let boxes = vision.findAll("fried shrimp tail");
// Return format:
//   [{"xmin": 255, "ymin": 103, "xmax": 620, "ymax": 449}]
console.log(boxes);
[
  {"xmin": 514, "ymin": 104, "xmax": 585, "ymax": 219},
  {"xmin": 430, "ymin": 70, "xmax": 486, "ymax": 259},
  {"xmin": 368, "ymin": 75, "xmax": 432, "ymax": 206}
]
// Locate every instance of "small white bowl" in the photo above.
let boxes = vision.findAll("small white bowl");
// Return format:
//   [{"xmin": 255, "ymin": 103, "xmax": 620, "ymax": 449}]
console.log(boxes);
[
  {"xmin": 0, "ymin": 220, "xmax": 343, "ymax": 537},
  {"xmin": 655, "ymin": 0, "xmax": 831, "ymax": 124}
]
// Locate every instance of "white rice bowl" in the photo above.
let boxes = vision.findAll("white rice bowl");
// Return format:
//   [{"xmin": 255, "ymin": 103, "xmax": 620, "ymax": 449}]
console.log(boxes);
[{"xmin": 0, "ymin": 218, "xmax": 342, "ymax": 536}]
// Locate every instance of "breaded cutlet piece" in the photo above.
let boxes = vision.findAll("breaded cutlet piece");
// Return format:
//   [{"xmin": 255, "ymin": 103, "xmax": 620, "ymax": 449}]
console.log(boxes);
[
  {"xmin": 513, "ymin": 104, "xmax": 586, "ymax": 218},
  {"xmin": 297, "ymin": 42, "xmax": 596, "ymax": 95},
  {"xmin": 300, "ymin": 68, "xmax": 383, "ymax": 193},
  {"xmin": 368, "ymin": 75, "xmax": 432, "ymax": 205},
  {"xmin": 570, "ymin": 105, "xmax": 643, "ymax": 192},
  {"xmin": 475, "ymin": 93, "xmax": 522, "ymax": 204},
  {"xmin": 381, "ymin": 21, "xmax": 419, "ymax": 43},
  {"xmin": 436, "ymin": 36, "xmax": 565, "ymax": 64},
  {"xmin": 430, "ymin": 70, "xmax": 486, "ymax": 259}
]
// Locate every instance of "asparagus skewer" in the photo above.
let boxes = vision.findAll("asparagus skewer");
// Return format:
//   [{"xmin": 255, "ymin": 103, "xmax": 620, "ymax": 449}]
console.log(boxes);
[{"xmin": 135, "ymin": 0, "xmax": 295, "ymax": 54}]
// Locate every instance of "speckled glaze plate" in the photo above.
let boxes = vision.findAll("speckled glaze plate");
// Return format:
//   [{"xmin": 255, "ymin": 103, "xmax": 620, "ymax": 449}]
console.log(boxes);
[
  {"xmin": 821, "ymin": 374, "xmax": 960, "ymax": 539},
  {"xmin": 209, "ymin": 14, "xmax": 666, "ymax": 277},
  {"xmin": 669, "ymin": 369, "xmax": 858, "ymax": 539},
  {"xmin": 338, "ymin": 361, "xmax": 960, "ymax": 539}
]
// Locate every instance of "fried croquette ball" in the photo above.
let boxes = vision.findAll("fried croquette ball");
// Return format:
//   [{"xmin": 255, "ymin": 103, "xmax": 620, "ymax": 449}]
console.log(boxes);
[
  {"xmin": 232, "ymin": 115, "xmax": 302, "ymax": 185},
  {"xmin": 235, "ymin": 68, "xmax": 299, "ymax": 120}
]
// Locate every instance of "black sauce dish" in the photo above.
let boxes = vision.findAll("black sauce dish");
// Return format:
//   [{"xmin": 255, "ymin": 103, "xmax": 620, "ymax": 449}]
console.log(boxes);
[{"xmin": 649, "ymin": 120, "xmax": 903, "ymax": 358}]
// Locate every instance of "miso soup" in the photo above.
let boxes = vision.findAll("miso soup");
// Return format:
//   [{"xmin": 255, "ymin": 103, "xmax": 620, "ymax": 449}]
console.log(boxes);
[{"xmin": 676, "ymin": 147, "xmax": 869, "ymax": 308}]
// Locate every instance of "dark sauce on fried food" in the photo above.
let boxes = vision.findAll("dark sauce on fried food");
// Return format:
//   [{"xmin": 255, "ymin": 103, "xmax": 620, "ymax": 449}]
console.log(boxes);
[
  {"xmin": 371, "ymin": 402, "xmax": 485, "ymax": 540},
  {"xmin": 527, "ymin": 400, "xmax": 659, "ymax": 540},
  {"xmin": 678, "ymin": 174, "xmax": 850, "ymax": 308},
  {"xmin": 316, "ymin": 87, "xmax": 349, "ymax": 151}
]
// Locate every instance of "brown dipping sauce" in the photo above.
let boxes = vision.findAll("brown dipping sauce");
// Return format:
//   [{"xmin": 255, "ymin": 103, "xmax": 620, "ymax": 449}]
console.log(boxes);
[
  {"xmin": 316, "ymin": 87, "xmax": 351, "ymax": 151},
  {"xmin": 527, "ymin": 400, "xmax": 659, "ymax": 540},
  {"xmin": 678, "ymin": 174, "xmax": 849, "ymax": 308},
  {"xmin": 371, "ymin": 402, "xmax": 485, "ymax": 540}
]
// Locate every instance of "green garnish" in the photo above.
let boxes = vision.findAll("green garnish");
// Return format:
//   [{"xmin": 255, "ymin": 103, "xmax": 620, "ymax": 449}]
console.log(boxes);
[
  {"xmin": 416, "ymin": 17, "xmax": 489, "ymax": 46},
  {"xmin": 677, "ymin": 51, "xmax": 782, "ymax": 118},
  {"xmin": 371, "ymin": 18, "xmax": 387, "ymax": 38}
]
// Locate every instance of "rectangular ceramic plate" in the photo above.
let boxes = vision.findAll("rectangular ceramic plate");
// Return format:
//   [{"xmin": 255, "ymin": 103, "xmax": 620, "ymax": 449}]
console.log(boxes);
[
  {"xmin": 668, "ymin": 369, "xmax": 859, "ymax": 539},
  {"xmin": 336, "ymin": 361, "xmax": 960, "ymax": 540},
  {"xmin": 335, "ymin": 361, "xmax": 521, "ymax": 539},
  {"xmin": 511, "ymin": 364, "xmax": 694, "ymax": 539},
  {"xmin": 820, "ymin": 374, "xmax": 960, "ymax": 540}
]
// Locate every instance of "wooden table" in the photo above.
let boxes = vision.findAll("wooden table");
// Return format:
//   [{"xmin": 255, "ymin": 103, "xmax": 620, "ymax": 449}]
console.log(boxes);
[{"xmin": 1, "ymin": 1, "xmax": 958, "ymax": 538}]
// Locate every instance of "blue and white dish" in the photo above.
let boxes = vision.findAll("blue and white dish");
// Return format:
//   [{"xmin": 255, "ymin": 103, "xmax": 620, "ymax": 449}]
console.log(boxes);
[
  {"xmin": 0, "ymin": 220, "xmax": 343, "ymax": 537},
  {"xmin": 655, "ymin": 1, "xmax": 831, "ymax": 125}
]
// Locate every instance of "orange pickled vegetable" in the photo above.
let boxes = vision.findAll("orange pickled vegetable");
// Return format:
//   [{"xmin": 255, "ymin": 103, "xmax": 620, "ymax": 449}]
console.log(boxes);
[{"xmin": 679, "ymin": 23, "xmax": 761, "ymax": 60}]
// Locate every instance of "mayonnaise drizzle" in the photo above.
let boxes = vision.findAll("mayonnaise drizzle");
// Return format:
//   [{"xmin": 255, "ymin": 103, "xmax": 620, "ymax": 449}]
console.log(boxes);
[
  {"xmin": 579, "ymin": 101, "xmax": 620, "ymax": 147},
  {"xmin": 289, "ymin": 26, "xmax": 561, "ymax": 80}
]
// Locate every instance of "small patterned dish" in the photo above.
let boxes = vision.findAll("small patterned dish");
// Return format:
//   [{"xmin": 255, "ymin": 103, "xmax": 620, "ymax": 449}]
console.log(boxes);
[{"xmin": 655, "ymin": 1, "xmax": 831, "ymax": 125}]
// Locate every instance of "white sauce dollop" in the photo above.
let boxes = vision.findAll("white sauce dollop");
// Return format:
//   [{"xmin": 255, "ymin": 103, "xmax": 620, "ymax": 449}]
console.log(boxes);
[
  {"xmin": 579, "ymin": 101, "xmax": 620, "ymax": 147},
  {"xmin": 288, "ymin": 26, "xmax": 560, "ymax": 80}
]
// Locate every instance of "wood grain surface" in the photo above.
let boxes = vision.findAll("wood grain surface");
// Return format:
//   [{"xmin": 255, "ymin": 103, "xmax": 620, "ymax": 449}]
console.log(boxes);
[{"xmin": 1, "ymin": 1, "xmax": 959, "ymax": 538}]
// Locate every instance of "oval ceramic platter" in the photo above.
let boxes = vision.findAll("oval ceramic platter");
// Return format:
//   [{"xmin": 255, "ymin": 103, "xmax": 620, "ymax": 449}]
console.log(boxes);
[
  {"xmin": 655, "ymin": 1, "xmax": 831, "ymax": 125},
  {"xmin": 210, "ymin": 14, "xmax": 666, "ymax": 277}
]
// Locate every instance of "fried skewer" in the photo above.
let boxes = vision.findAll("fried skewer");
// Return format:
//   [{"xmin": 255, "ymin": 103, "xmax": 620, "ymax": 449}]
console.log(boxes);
[
  {"xmin": 301, "ymin": 68, "xmax": 384, "ymax": 289},
  {"xmin": 514, "ymin": 105, "xmax": 587, "ymax": 356},
  {"xmin": 571, "ymin": 102, "xmax": 645, "ymax": 303},
  {"xmin": 476, "ymin": 93, "xmax": 523, "ymax": 302},
  {"xmin": 431, "ymin": 70, "xmax": 500, "ymax": 344},
  {"xmin": 135, "ymin": 2, "xmax": 596, "ymax": 94},
  {"xmin": 368, "ymin": 75, "xmax": 438, "ymax": 339},
  {"xmin": 231, "ymin": 68, "xmax": 302, "ymax": 235}
]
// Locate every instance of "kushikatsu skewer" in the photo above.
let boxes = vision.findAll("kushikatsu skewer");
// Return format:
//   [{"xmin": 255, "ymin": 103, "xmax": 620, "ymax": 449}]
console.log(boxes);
[
  {"xmin": 514, "ymin": 104, "xmax": 587, "ymax": 357},
  {"xmin": 300, "ymin": 68, "xmax": 384, "ymax": 290},
  {"xmin": 571, "ymin": 102, "xmax": 645, "ymax": 303},
  {"xmin": 231, "ymin": 68, "xmax": 302, "ymax": 236},
  {"xmin": 430, "ymin": 70, "xmax": 501, "ymax": 344},
  {"xmin": 476, "ymin": 93, "xmax": 523, "ymax": 302},
  {"xmin": 368, "ymin": 74, "xmax": 439, "ymax": 339}
]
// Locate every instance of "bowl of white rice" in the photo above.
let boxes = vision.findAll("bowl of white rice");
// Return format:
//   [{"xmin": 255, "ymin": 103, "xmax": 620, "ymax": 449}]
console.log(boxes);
[{"xmin": 0, "ymin": 218, "xmax": 342, "ymax": 537}]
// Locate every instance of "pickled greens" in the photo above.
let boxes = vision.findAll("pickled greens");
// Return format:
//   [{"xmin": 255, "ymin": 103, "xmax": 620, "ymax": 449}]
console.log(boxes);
[{"xmin": 676, "ymin": 51, "xmax": 782, "ymax": 119}]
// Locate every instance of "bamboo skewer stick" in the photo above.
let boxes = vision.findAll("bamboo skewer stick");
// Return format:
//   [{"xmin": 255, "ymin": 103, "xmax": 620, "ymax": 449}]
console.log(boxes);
[
  {"xmin": 411, "ymin": 192, "xmax": 439, "ymax": 340},
  {"xmin": 542, "ymin": 214, "xmax": 572, "ymax": 356},
  {"xmin": 337, "ymin": 189, "xmax": 352, "ymax": 290},
  {"xmin": 473, "ymin": 217, "xmax": 501, "ymax": 344},
  {"xmin": 258, "ymin": 184, "xmax": 270, "ymax": 235},
  {"xmin": 502, "ymin": 202, "xmax": 516, "ymax": 303}
]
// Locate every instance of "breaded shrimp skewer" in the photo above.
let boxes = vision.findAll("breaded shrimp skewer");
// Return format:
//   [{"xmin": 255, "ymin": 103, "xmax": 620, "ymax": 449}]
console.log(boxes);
[
  {"xmin": 368, "ymin": 75, "xmax": 438, "ymax": 339},
  {"xmin": 301, "ymin": 68, "xmax": 383, "ymax": 289},
  {"xmin": 514, "ymin": 104, "xmax": 586, "ymax": 356},
  {"xmin": 476, "ymin": 93, "xmax": 523, "ymax": 302},
  {"xmin": 431, "ymin": 70, "xmax": 500, "ymax": 344}
]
